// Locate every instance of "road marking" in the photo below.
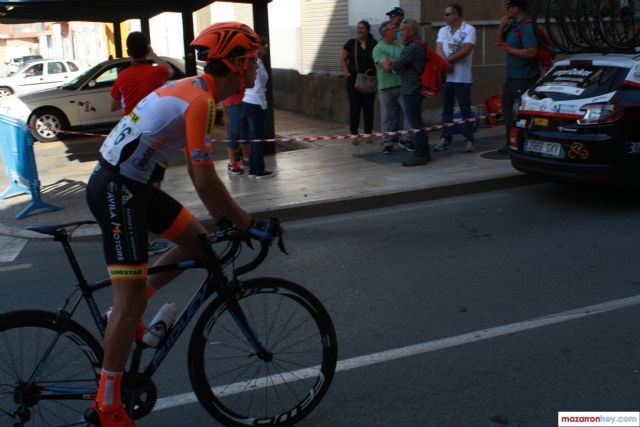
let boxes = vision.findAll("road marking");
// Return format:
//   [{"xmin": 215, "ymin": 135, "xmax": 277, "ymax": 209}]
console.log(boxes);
[
  {"xmin": 0, "ymin": 236, "xmax": 27, "ymax": 263},
  {"xmin": 153, "ymin": 293, "xmax": 640, "ymax": 412},
  {"xmin": 0, "ymin": 263, "xmax": 31, "ymax": 272}
]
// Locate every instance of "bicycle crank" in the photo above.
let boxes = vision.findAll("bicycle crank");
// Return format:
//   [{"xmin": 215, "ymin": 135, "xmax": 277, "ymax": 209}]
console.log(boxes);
[{"xmin": 122, "ymin": 372, "xmax": 157, "ymax": 419}]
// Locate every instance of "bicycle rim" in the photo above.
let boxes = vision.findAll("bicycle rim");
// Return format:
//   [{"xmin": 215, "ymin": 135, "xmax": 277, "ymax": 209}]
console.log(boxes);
[
  {"xmin": 188, "ymin": 278, "xmax": 338, "ymax": 426},
  {"xmin": 0, "ymin": 310, "xmax": 102, "ymax": 427}
]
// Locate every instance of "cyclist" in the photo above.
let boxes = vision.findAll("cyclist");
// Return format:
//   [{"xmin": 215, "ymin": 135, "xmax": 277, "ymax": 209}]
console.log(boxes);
[{"xmin": 85, "ymin": 22, "xmax": 279, "ymax": 426}]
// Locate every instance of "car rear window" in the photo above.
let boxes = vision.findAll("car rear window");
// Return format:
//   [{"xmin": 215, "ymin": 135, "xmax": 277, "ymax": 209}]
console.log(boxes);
[
  {"xmin": 66, "ymin": 61, "xmax": 79, "ymax": 72},
  {"xmin": 528, "ymin": 64, "xmax": 628, "ymax": 100}
]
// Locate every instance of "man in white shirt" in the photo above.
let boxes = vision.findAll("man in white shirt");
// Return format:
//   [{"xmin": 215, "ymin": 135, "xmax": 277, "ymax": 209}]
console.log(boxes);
[
  {"xmin": 434, "ymin": 4, "xmax": 477, "ymax": 153},
  {"xmin": 242, "ymin": 36, "xmax": 274, "ymax": 179}
]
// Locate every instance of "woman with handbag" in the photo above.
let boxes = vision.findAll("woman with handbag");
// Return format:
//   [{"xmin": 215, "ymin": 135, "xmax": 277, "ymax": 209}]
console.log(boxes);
[{"xmin": 341, "ymin": 20, "xmax": 377, "ymax": 145}]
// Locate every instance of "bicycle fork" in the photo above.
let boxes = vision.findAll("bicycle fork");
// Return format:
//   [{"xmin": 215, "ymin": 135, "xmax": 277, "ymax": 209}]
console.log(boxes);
[{"xmin": 222, "ymin": 284, "xmax": 272, "ymax": 362}]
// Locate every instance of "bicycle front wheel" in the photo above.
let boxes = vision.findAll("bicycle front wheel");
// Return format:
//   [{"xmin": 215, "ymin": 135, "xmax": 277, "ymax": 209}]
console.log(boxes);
[
  {"xmin": 188, "ymin": 278, "xmax": 338, "ymax": 427},
  {"xmin": 0, "ymin": 310, "xmax": 103, "ymax": 426}
]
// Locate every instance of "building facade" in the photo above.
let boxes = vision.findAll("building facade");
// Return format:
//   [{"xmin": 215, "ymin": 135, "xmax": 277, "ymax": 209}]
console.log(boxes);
[
  {"xmin": 202, "ymin": 0, "xmax": 512, "ymax": 126},
  {"xmin": 0, "ymin": 0, "xmax": 513, "ymax": 127}
]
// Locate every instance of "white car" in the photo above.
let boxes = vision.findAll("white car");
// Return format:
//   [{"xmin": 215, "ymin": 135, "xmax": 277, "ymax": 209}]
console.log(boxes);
[
  {"xmin": 0, "ymin": 59, "xmax": 81, "ymax": 97},
  {"xmin": 5, "ymin": 55, "xmax": 43, "ymax": 76},
  {"xmin": 0, "ymin": 57, "xmax": 195, "ymax": 142}
]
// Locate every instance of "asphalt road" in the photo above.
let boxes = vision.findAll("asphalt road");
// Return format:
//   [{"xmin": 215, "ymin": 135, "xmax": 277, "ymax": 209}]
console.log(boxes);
[{"xmin": 1, "ymin": 182, "xmax": 639, "ymax": 426}]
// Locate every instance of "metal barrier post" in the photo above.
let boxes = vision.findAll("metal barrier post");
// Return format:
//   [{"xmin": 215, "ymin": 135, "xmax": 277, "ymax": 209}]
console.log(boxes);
[{"xmin": 0, "ymin": 114, "xmax": 61, "ymax": 219}]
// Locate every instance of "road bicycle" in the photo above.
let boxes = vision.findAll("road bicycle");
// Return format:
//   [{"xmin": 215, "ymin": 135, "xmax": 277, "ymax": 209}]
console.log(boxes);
[{"xmin": 0, "ymin": 219, "xmax": 338, "ymax": 426}]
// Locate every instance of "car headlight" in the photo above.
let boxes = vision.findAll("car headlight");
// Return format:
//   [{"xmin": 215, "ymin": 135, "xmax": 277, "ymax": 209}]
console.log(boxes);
[{"xmin": 0, "ymin": 95, "xmax": 31, "ymax": 122}]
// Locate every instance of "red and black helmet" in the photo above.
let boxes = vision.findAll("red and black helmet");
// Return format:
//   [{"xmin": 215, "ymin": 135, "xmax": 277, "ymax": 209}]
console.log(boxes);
[{"xmin": 191, "ymin": 22, "xmax": 260, "ymax": 61}]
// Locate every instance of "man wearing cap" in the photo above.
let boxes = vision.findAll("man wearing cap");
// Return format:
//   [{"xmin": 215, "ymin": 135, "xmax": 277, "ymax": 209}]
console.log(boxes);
[
  {"xmin": 385, "ymin": 6, "xmax": 405, "ymax": 41},
  {"xmin": 495, "ymin": 0, "xmax": 539, "ymax": 156}
]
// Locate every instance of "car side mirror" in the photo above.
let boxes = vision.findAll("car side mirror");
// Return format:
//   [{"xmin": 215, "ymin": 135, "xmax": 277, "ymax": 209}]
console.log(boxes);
[{"xmin": 87, "ymin": 80, "xmax": 96, "ymax": 88}]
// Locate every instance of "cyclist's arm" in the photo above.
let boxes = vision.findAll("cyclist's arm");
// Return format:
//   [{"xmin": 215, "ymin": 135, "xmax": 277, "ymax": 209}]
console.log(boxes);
[
  {"xmin": 188, "ymin": 158, "xmax": 252, "ymax": 228},
  {"xmin": 184, "ymin": 97, "xmax": 253, "ymax": 229}
]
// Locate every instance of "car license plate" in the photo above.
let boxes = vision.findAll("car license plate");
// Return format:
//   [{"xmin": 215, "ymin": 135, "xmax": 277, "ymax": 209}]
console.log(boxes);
[
  {"xmin": 525, "ymin": 139, "xmax": 562, "ymax": 157},
  {"xmin": 532, "ymin": 118, "xmax": 549, "ymax": 127}
]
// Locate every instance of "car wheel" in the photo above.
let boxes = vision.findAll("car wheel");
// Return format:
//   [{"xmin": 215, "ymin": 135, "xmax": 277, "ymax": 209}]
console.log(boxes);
[
  {"xmin": 0, "ymin": 87, "xmax": 13, "ymax": 97},
  {"xmin": 28, "ymin": 108, "xmax": 69, "ymax": 142}
]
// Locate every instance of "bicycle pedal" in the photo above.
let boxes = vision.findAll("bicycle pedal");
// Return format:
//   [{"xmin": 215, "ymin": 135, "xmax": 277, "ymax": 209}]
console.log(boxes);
[{"xmin": 83, "ymin": 406, "xmax": 101, "ymax": 426}]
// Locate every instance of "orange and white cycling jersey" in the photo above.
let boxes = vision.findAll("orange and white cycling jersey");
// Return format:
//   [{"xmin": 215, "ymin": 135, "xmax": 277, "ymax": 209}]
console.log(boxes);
[{"xmin": 100, "ymin": 74, "xmax": 219, "ymax": 184}]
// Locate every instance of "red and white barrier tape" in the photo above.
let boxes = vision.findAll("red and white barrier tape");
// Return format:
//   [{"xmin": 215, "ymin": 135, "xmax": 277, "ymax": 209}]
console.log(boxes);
[{"xmin": 35, "ymin": 112, "xmax": 500, "ymax": 143}]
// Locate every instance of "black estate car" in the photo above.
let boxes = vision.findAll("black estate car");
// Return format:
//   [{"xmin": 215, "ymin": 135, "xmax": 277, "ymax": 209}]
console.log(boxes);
[{"xmin": 509, "ymin": 53, "xmax": 640, "ymax": 185}]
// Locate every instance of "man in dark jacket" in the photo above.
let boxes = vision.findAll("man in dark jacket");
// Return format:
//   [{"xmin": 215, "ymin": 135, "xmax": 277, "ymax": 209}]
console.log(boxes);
[{"xmin": 388, "ymin": 18, "xmax": 432, "ymax": 166}]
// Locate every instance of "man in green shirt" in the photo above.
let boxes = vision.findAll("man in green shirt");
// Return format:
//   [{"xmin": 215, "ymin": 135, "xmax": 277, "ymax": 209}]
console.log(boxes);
[{"xmin": 373, "ymin": 20, "xmax": 405, "ymax": 154}]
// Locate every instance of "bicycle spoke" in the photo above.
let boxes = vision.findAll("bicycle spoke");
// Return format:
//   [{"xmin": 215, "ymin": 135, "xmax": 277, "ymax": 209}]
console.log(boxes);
[
  {"xmin": 227, "ymin": 363, "xmax": 264, "ymax": 412},
  {"xmin": 216, "ymin": 322, "xmax": 254, "ymax": 351},
  {"xmin": 213, "ymin": 358, "xmax": 261, "ymax": 396},
  {"xmin": 272, "ymin": 330, "xmax": 320, "ymax": 355},
  {"xmin": 206, "ymin": 339, "xmax": 253, "ymax": 356}
]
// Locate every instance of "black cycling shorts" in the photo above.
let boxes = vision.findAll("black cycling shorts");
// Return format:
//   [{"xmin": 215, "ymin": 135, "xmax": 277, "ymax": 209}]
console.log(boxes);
[{"xmin": 86, "ymin": 163, "xmax": 187, "ymax": 274}]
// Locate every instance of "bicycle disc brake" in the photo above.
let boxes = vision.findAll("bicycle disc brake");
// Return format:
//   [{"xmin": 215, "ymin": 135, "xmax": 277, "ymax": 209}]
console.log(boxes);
[{"xmin": 121, "ymin": 372, "xmax": 157, "ymax": 420}]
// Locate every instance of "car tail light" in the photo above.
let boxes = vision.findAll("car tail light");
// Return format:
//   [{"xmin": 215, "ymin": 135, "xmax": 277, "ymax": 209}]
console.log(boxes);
[
  {"xmin": 509, "ymin": 127, "xmax": 520, "ymax": 149},
  {"xmin": 577, "ymin": 103, "xmax": 625, "ymax": 125}
]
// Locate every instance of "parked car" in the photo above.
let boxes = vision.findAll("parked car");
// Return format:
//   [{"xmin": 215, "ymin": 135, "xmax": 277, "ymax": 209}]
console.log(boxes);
[
  {"xmin": 509, "ymin": 53, "xmax": 640, "ymax": 185},
  {"xmin": 6, "ymin": 55, "xmax": 43, "ymax": 75},
  {"xmin": 0, "ymin": 58, "xmax": 82, "ymax": 98},
  {"xmin": 0, "ymin": 57, "xmax": 196, "ymax": 142}
]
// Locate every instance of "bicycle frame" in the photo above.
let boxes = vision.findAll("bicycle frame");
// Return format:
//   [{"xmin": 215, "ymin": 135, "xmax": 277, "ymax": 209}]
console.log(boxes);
[{"xmin": 40, "ymin": 229, "xmax": 269, "ymax": 394}]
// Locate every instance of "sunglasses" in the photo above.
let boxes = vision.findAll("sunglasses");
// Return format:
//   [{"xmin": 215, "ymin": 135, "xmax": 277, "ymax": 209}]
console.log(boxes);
[{"xmin": 444, "ymin": 13, "xmax": 454, "ymax": 16}]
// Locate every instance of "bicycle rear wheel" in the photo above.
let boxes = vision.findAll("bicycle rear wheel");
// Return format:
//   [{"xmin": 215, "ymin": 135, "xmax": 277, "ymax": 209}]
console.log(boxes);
[
  {"xmin": 188, "ymin": 278, "xmax": 338, "ymax": 427},
  {"xmin": 0, "ymin": 310, "xmax": 103, "ymax": 426}
]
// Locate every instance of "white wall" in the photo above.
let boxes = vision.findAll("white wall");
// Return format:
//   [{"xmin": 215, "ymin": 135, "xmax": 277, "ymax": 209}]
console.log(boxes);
[
  {"xmin": 149, "ymin": 13, "xmax": 185, "ymax": 59},
  {"xmin": 209, "ymin": 0, "xmax": 300, "ymax": 71},
  {"xmin": 349, "ymin": 0, "xmax": 399, "ymax": 26},
  {"xmin": 69, "ymin": 22, "xmax": 108, "ymax": 68}
]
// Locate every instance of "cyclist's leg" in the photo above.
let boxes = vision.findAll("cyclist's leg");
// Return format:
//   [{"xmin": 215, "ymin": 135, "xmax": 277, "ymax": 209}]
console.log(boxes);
[
  {"xmin": 86, "ymin": 164, "xmax": 150, "ymax": 425},
  {"xmin": 144, "ymin": 186, "xmax": 208, "ymax": 291},
  {"xmin": 148, "ymin": 212, "xmax": 208, "ymax": 290}
]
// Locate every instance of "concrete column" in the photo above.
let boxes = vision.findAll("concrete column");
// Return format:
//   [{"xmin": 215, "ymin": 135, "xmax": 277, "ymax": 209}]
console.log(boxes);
[
  {"xmin": 181, "ymin": 8, "xmax": 196, "ymax": 76},
  {"xmin": 140, "ymin": 17, "xmax": 150, "ymax": 40},
  {"xmin": 252, "ymin": 0, "xmax": 275, "ymax": 154},
  {"xmin": 113, "ymin": 21, "xmax": 122, "ymax": 58}
]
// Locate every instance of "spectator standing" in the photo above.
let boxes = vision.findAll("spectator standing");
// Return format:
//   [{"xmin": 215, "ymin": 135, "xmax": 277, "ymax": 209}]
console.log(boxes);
[
  {"xmin": 341, "ymin": 20, "xmax": 377, "ymax": 145},
  {"xmin": 386, "ymin": 18, "xmax": 432, "ymax": 166},
  {"xmin": 385, "ymin": 7, "xmax": 405, "ymax": 41},
  {"xmin": 372, "ymin": 20, "xmax": 405, "ymax": 154},
  {"xmin": 110, "ymin": 31, "xmax": 174, "ymax": 256},
  {"xmin": 223, "ymin": 91, "xmax": 250, "ymax": 175},
  {"xmin": 496, "ymin": 0, "xmax": 539, "ymax": 156},
  {"xmin": 110, "ymin": 32, "xmax": 173, "ymax": 116},
  {"xmin": 242, "ymin": 36, "xmax": 275, "ymax": 179},
  {"xmin": 434, "ymin": 4, "xmax": 477, "ymax": 153}
]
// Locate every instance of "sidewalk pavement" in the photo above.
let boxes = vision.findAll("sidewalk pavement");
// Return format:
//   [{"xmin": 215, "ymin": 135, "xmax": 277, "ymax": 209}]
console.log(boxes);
[{"xmin": 0, "ymin": 110, "xmax": 539, "ymax": 239}]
